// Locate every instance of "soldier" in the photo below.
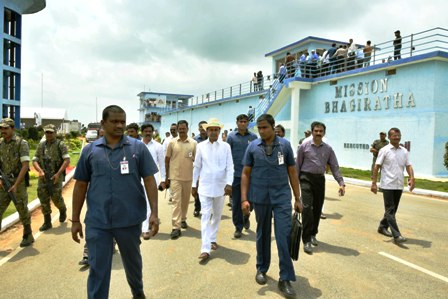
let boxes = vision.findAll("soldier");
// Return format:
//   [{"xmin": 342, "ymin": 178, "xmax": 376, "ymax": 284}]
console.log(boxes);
[
  {"xmin": 32, "ymin": 124, "xmax": 70, "ymax": 231},
  {"xmin": 0, "ymin": 118, "xmax": 34, "ymax": 247},
  {"xmin": 370, "ymin": 132, "xmax": 389, "ymax": 177}
]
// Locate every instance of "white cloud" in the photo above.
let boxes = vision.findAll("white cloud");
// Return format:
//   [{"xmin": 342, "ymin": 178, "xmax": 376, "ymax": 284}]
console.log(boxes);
[{"xmin": 20, "ymin": 0, "xmax": 447, "ymax": 125}]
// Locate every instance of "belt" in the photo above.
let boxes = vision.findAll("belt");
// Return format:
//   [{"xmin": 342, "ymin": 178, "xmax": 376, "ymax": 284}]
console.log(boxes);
[{"xmin": 300, "ymin": 172, "xmax": 324, "ymax": 177}]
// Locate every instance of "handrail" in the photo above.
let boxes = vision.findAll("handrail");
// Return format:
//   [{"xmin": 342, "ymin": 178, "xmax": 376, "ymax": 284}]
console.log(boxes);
[{"xmin": 167, "ymin": 27, "xmax": 448, "ymax": 115}]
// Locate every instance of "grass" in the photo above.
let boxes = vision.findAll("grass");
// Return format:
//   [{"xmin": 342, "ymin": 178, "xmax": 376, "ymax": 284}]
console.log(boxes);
[{"xmin": 340, "ymin": 167, "xmax": 448, "ymax": 192}]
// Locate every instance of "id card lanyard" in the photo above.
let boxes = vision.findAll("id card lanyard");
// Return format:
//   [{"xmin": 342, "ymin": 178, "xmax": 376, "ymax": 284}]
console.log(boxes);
[{"xmin": 104, "ymin": 146, "xmax": 129, "ymax": 174}]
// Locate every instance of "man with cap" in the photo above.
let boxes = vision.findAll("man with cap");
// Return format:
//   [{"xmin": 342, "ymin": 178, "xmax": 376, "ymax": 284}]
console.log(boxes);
[
  {"xmin": 192, "ymin": 118, "xmax": 233, "ymax": 261},
  {"xmin": 0, "ymin": 118, "xmax": 34, "ymax": 247},
  {"xmin": 370, "ymin": 132, "xmax": 389, "ymax": 177},
  {"xmin": 32, "ymin": 124, "xmax": 70, "ymax": 231}
]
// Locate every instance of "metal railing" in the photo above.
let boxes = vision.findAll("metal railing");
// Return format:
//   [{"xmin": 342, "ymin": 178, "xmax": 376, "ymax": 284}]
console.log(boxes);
[
  {"xmin": 187, "ymin": 74, "xmax": 274, "ymax": 107},
  {"xmin": 291, "ymin": 27, "xmax": 448, "ymax": 78},
  {"xmin": 171, "ymin": 27, "xmax": 448, "ymax": 116}
]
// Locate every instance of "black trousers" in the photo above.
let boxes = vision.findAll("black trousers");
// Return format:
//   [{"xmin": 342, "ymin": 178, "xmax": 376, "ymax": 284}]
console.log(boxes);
[
  {"xmin": 300, "ymin": 172, "xmax": 325, "ymax": 243},
  {"xmin": 194, "ymin": 193, "xmax": 201, "ymax": 212},
  {"xmin": 379, "ymin": 189, "xmax": 403, "ymax": 238}
]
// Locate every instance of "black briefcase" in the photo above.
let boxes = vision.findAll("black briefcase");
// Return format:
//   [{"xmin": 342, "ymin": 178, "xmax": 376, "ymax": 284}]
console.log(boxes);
[{"xmin": 289, "ymin": 212, "xmax": 302, "ymax": 261}]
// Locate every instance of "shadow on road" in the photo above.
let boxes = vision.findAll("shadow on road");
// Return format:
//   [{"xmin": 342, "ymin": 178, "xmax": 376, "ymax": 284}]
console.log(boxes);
[
  {"xmin": 209, "ymin": 245, "xmax": 251, "ymax": 265},
  {"xmin": 7, "ymin": 246, "xmax": 40, "ymax": 263},
  {"xmin": 315, "ymin": 241, "xmax": 360, "ymax": 256},
  {"xmin": 322, "ymin": 212, "xmax": 343, "ymax": 220},
  {"xmin": 387, "ymin": 237, "xmax": 432, "ymax": 250},
  {"xmin": 257, "ymin": 274, "xmax": 322, "ymax": 298}
]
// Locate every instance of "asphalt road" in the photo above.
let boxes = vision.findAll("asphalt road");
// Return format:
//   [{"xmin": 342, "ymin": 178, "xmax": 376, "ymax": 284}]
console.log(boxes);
[{"xmin": 0, "ymin": 180, "xmax": 447, "ymax": 299}]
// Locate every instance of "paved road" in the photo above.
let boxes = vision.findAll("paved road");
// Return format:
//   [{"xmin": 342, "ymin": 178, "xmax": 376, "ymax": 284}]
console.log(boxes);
[{"xmin": 0, "ymin": 180, "xmax": 447, "ymax": 298}]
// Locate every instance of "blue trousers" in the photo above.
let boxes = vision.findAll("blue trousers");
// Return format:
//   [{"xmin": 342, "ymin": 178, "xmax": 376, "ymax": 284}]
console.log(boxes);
[
  {"xmin": 254, "ymin": 202, "xmax": 295, "ymax": 281},
  {"xmin": 232, "ymin": 177, "xmax": 252, "ymax": 231},
  {"xmin": 86, "ymin": 224, "xmax": 143, "ymax": 299}
]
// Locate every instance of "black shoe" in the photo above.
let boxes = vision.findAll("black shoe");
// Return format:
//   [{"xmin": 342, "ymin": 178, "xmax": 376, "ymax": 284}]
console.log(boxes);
[
  {"xmin": 378, "ymin": 227, "xmax": 393, "ymax": 237},
  {"xmin": 255, "ymin": 271, "xmax": 267, "ymax": 285},
  {"xmin": 133, "ymin": 293, "xmax": 146, "ymax": 299},
  {"xmin": 39, "ymin": 222, "xmax": 52, "ymax": 232},
  {"xmin": 59, "ymin": 209, "xmax": 67, "ymax": 222},
  {"xmin": 193, "ymin": 210, "xmax": 200, "ymax": 217},
  {"xmin": 181, "ymin": 221, "xmax": 188, "ymax": 229},
  {"xmin": 243, "ymin": 215, "xmax": 250, "ymax": 230},
  {"xmin": 311, "ymin": 235, "xmax": 318, "ymax": 246},
  {"xmin": 394, "ymin": 235, "xmax": 407, "ymax": 244},
  {"xmin": 170, "ymin": 229, "xmax": 181, "ymax": 240},
  {"xmin": 234, "ymin": 230, "xmax": 242, "ymax": 238},
  {"xmin": 20, "ymin": 234, "xmax": 35, "ymax": 247},
  {"xmin": 78, "ymin": 257, "xmax": 89, "ymax": 266},
  {"xmin": 278, "ymin": 280, "xmax": 296, "ymax": 298},
  {"xmin": 304, "ymin": 242, "xmax": 313, "ymax": 254}
]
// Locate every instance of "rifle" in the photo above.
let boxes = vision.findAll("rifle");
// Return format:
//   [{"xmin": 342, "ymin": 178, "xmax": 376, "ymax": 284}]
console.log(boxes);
[
  {"xmin": 42, "ymin": 157, "xmax": 54, "ymax": 197},
  {"xmin": 0, "ymin": 168, "xmax": 18, "ymax": 205}
]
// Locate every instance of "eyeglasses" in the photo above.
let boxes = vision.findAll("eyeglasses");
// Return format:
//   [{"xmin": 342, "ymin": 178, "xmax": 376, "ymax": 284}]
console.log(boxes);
[{"xmin": 45, "ymin": 131, "xmax": 54, "ymax": 134}]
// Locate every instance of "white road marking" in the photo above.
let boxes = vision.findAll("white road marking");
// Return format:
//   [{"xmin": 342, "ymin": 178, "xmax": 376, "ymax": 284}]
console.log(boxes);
[{"xmin": 379, "ymin": 251, "xmax": 448, "ymax": 283}]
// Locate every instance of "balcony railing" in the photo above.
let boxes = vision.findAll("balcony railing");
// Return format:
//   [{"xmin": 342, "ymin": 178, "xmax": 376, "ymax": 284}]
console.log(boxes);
[{"xmin": 165, "ymin": 27, "xmax": 448, "ymax": 114}]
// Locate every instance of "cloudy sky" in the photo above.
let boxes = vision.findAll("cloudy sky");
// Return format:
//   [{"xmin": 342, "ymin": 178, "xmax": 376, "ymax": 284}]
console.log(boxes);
[{"xmin": 20, "ymin": 0, "xmax": 446, "ymax": 125}]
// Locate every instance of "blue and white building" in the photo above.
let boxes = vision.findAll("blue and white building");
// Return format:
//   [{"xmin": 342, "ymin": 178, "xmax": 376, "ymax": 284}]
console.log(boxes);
[
  {"xmin": 159, "ymin": 28, "xmax": 448, "ymax": 178},
  {"xmin": 137, "ymin": 91, "xmax": 193, "ymax": 133},
  {"xmin": 1, "ymin": 0, "xmax": 46, "ymax": 128}
]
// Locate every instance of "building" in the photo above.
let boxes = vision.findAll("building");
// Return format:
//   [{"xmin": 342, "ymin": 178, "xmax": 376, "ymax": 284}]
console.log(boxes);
[
  {"xmin": 1, "ymin": 0, "xmax": 46, "ymax": 128},
  {"xmin": 137, "ymin": 91, "xmax": 193, "ymax": 132},
  {"xmin": 20, "ymin": 107, "xmax": 67, "ymax": 130},
  {"xmin": 160, "ymin": 27, "xmax": 448, "ymax": 178}
]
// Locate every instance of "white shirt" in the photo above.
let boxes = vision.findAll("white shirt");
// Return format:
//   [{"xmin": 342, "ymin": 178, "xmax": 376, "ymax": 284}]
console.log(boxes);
[
  {"xmin": 192, "ymin": 140, "xmax": 234, "ymax": 197},
  {"xmin": 142, "ymin": 139, "xmax": 166, "ymax": 185},
  {"xmin": 162, "ymin": 135, "xmax": 174, "ymax": 154},
  {"xmin": 376, "ymin": 144, "xmax": 411, "ymax": 190},
  {"xmin": 348, "ymin": 42, "xmax": 357, "ymax": 55}
]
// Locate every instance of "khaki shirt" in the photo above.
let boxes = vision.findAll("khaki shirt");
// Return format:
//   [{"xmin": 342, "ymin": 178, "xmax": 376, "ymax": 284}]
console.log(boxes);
[
  {"xmin": 0, "ymin": 135, "xmax": 30, "ymax": 176},
  {"xmin": 371, "ymin": 139, "xmax": 389, "ymax": 157},
  {"xmin": 166, "ymin": 137, "xmax": 197, "ymax": 181}
]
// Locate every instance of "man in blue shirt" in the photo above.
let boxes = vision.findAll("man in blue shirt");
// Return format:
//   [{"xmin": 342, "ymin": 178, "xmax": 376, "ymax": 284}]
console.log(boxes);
[
  {"xmin": 226, "ymin": 114, "xmax": 257, "ymax": 238},
  {"xmin": 71, "ymin": 105, "xmax": 159, "ymax": 299},
  {"xmin": 193, "ymin": 120, "xmax": 208, "ymax": 217},
  {"xmin": 241, "ymin": 114, "xmax": 302, "ymax": 298}
]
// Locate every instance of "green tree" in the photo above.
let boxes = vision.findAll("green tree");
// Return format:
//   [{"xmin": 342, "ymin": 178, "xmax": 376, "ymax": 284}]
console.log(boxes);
[
  {"xmin": 28, "ymin": 127, "xmax": 39, "ymax": 140},
  {"xmin": 444, "ymin": 142, "xmax": 448, "ymax": 170}
]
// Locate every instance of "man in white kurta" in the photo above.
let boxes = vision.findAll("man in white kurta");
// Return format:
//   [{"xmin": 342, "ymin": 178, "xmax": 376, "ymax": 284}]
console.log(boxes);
[
  {"xmin": 192, "ymin": 118, "xmax": 234, "ymax": 261},
  {"xmin": 141, "ymin": 124, "xmax": 166, "ymax": 240}
]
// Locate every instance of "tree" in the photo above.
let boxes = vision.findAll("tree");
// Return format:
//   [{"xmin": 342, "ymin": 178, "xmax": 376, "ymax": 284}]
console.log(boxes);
[
  {"xmin": 28, "ymin": 127, "xmax": 39, "ymax": 141},
  {"xmin": 444, "ymin": 142, "xmax": 448, "ymax": 170}
]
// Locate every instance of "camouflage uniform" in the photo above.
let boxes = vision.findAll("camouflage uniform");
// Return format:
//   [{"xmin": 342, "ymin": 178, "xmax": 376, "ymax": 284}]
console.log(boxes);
[
  {"xmin": 33, "ymin": 138, "xmax": 69, "ymax": 217},
  {"xmin": 371, "ymin": 138, "xmax": 389, "ymax": 173},
  {"xmin": 0, "ymin": 134, "xmax": 31, "ymax": 230}
]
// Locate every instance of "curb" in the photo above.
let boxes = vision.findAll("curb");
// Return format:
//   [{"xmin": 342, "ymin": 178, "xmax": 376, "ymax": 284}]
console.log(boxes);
[
  {"xmin": 1, "ymin": 169, "xmax": 75, "ymax": 233},
  {"xmin": 325, "ymin": 175, "xmax": 448, "ymax": 199}
]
